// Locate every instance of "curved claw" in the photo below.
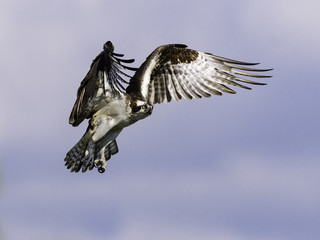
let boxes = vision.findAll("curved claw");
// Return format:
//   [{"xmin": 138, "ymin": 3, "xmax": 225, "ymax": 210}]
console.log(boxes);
[
  {"xmin": 98, "ymin": 167, "xmax": 106, "ymax": 173},
  {"xmin": 94, "ymin": 159, "xmax": 107, "ymax": 173}
]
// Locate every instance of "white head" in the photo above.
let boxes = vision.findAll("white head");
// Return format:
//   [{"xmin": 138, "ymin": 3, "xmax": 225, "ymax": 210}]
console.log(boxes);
[{"xmin": 130, "ymin": 100, "xmax": 154, "ymax": 123}]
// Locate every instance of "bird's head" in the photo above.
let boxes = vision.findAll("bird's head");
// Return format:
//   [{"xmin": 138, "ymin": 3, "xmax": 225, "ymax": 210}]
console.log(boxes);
[{"xmin": 130, "ymin": 100, "xmax": 154, "ymax": 121}]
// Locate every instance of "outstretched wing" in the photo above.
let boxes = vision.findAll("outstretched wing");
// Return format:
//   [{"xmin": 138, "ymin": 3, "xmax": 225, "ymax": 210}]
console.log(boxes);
[
  {"xmin": 126, "ymin": 44, "xmax": 272, "ymax": 104},
  {"xmin": 69, "ymin": 41, "xmax": 137, "ymax": 126}
]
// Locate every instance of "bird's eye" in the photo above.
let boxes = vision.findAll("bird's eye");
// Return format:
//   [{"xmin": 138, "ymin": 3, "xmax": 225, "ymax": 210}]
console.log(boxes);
[{"xmin": 142, "ymin": 105, "xmax": 146, "ymax": 110}]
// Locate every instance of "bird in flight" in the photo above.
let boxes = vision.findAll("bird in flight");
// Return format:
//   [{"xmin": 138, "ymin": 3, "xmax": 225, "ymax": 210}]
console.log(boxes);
[{"xmin": 65, "ymin": 41, "xmax": 272, "ymax": 173}]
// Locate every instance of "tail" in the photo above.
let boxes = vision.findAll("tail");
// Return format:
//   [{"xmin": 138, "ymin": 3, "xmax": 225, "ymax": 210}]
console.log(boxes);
[
  {"xmin": 64, "ymin": 130, "xmax": 93, "ymax": 172},
  {"xmin": 64, "ymin": 133, "xmax": 119, "ymax": 173}
]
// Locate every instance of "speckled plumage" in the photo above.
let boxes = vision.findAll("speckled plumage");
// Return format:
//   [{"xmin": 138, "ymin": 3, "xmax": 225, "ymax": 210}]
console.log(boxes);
[{"xmin": 65, "ymin": 41, "xmax": 272, "ymax": 173}]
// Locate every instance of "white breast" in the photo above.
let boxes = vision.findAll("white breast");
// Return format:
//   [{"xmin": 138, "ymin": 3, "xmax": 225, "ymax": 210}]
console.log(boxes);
[{"xmin": 91, "ymin": 96, "xmax": 131, "ymax": 142}]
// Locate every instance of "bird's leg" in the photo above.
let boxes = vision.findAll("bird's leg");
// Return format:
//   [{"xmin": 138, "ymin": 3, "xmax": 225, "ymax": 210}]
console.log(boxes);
[{"xmin": 94, "ymin": 146, "xmax": 107, "ymax": 173}]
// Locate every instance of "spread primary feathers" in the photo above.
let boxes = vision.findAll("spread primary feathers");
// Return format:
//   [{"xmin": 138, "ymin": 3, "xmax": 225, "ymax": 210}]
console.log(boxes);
[{"xmin": 65, "ymin": 41, "xmax": 272, "ymax": 173}]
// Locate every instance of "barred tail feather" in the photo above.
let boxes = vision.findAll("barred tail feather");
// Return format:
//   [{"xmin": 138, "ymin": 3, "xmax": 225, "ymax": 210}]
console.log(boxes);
[
  {"xmin": 105, "ymin": 140, "xmax": 119, "ymax": 160},
  {"xmin": 64, "ymin": 130, "xmax": 93, "ymax": 173},
  {"xmin": 65, "ymin": 133, "xmax": 119, "ymax": 173}
]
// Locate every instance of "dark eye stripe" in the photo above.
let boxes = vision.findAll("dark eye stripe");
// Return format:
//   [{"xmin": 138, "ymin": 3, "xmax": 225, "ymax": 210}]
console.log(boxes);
[{"xmin": 132, "ymin": 106, "xmax": 141, "ymax": 112}]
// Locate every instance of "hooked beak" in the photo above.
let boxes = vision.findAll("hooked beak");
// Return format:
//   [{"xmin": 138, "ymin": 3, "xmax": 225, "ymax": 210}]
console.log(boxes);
[{"xmin": 146, "ymin": 106, "xmax": 153, "ymax": 115}]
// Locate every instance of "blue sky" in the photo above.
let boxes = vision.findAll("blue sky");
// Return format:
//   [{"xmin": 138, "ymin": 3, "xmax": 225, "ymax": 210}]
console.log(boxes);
[{"xmin": 1, "ymin": 0, "xmax": 320, "ymax": 239}]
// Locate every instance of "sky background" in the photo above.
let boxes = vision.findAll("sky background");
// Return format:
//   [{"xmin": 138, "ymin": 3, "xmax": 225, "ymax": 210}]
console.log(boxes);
[{"xmin": 1, "ymin": 0, "xmax": 320, "ymax": 239}]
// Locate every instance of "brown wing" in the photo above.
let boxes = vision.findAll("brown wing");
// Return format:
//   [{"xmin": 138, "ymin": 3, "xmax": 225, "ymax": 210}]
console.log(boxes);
[
  {"xmin": 69, "ymin": 41, "xmax": 137, "ymax": 126},
  {"xmin": 126, "ymin": 44, "xmax": 272, "ymax": 104}
]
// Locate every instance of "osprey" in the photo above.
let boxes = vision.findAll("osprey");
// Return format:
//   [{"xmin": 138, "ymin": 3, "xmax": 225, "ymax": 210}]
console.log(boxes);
[{"xmin": 65, "ymin": 41, "xmax": 272, "ymax": 173}]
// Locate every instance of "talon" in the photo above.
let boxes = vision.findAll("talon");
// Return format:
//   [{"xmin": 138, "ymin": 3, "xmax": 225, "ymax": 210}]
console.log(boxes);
[
  {"xmin": 94, "ymin": 159, "xmax": 102, "ymax": 167},
  {"xmin": 94, "ymin": 159, "xmax": 107, "ymax": 173},
  {"xmin": 98, "ymin": 166, "xmax": 106, "ymax": 173}
]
